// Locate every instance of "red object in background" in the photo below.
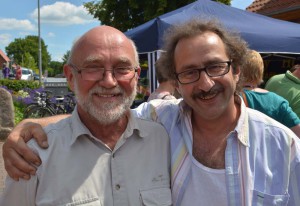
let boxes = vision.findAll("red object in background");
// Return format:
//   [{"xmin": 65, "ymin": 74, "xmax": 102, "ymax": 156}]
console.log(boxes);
[{"xmin": 15, "ymin": 66, "xmax": 22, "ymax": 80}]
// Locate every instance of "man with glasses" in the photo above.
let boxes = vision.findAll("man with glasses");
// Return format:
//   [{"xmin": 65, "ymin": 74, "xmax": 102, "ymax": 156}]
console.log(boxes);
[
  {"xmin": 3, "ymin": 19, "xmax": 300, "ymax": 205},
  {"xmin": 0, "ymin": 25, "xmax": 171, "ymax": 205}
]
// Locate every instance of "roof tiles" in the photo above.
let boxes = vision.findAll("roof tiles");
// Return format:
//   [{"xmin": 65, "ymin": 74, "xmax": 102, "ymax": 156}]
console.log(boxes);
[
  {"xmin": 247, "ymin": 0, "xmax": 300, "ymax": 14},
  {"xmin": 0, "ymin": 50, "xmax": 10, "ymax": 62}
]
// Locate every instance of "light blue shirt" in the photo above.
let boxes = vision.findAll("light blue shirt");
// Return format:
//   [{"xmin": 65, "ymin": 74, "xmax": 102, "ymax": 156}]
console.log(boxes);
[{"xmin": 133, "ymin": 97, "xmax": 300, "ymax": 205}]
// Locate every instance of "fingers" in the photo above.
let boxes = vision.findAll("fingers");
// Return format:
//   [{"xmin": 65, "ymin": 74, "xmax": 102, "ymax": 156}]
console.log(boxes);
[
  {"xmin": 29, "ymin": 123, "xmax": 49, "ymax": 148},
  {"xmin": 2, "ymin": 121, "xmax": 44, "ymax": 180},
  {"xmin": 3, "ymin": 140, "xmax": 38, "ymax": 181}
]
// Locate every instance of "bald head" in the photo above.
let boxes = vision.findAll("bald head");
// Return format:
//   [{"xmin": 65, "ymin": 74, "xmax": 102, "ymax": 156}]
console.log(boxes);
[{"xmin": 68, "ymin": 25, "xmax": 139, "ymax": 66}]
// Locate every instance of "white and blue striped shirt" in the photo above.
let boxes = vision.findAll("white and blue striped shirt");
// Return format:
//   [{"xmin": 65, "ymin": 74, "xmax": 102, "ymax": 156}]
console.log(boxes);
[{"xmin": 133, "ymin": 97, "xmax": 300, "ymax": 206}]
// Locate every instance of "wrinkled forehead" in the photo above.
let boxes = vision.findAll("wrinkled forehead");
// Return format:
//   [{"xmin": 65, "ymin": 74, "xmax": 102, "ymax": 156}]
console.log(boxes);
[{"xmin": 72, "ymin": 31, "xmax": 136, "ymax": 65}]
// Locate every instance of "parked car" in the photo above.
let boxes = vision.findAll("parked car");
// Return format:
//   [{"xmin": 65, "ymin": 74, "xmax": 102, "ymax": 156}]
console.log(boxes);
[
  {"xmin": 33, "ymin": 73, "xmax": 40, "ymax": 81},
  {"xmin": 21, "ymin": 68, "xmax": 34, "ymax": 81}
]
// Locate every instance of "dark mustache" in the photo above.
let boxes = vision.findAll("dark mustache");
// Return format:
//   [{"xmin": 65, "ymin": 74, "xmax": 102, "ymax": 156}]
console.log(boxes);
[{"xmin": 192, "ymin": 87, "xmax": 224, "ymax": 99}]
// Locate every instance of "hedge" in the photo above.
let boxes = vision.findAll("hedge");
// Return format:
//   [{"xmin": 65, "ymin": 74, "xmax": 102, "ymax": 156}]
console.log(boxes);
[{"xmin": 0, "ymin": 79, "xmax": 41, "ymax": 92}]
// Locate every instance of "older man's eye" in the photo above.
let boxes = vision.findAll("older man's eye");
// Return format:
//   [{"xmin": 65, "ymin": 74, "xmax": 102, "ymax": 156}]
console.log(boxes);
[{"xmin": 115, "ymin": 67, "xmax": 134, "ymax": 74}]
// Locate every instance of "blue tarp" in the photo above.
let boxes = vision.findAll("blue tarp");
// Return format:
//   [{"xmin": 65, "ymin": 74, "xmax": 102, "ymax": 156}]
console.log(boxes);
[{"xmin": 125, "ymin": 0, "xmax": 300, "ymax": 54}]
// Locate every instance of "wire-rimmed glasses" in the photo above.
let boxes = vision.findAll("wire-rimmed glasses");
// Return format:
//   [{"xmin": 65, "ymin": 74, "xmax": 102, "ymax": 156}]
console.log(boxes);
[{"xmin": 69, "ymin": 63, "xmax": 138, "ymax": 81}]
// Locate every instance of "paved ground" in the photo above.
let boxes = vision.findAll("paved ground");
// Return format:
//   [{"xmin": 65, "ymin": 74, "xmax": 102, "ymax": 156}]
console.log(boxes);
[{"xmin": 0, "ymin": 141, "xmax": 7, "ymax": 193}]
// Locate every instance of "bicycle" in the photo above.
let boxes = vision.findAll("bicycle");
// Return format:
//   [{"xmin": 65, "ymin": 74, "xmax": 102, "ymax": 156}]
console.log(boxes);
[{"xmin": 24, "ymin": 91, "xmax": 76, "ymax": 118}]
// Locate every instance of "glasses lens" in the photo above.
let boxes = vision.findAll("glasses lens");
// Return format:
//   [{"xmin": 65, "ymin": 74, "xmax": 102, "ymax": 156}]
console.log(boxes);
[
  {"xmin": 114, "ymin": 67, "xmax": 136, "ymax": 80},
  {"xmin": 178, "ymin": 70, "xmax": 199, "ymax": 84},
  {"xmin": 79, "ymin": 67, "xmax": 136, "ymax": 81},
  {"xmin": 206, "ymin": 62, "xmax": 230, "ymax": 77},
  {"xmin": 81, "ymin": 68, "xmax": 102, "ymax": 81}
]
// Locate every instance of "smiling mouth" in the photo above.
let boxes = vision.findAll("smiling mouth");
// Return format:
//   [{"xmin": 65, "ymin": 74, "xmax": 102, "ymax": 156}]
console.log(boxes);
[
  {"xmin": 193, "ymin": 88, "xmax": 221, "ymax": 100},
  {"xmin": 197, "ymin": 92, "xmax": 218, "ymax": 100},
  {"xmin": 93, "ymin": 93, "xmax": 121, "ymax": 99},
  {"xmin": 199, "ymin": 93, "xmax": 217, "ymax": 100}
]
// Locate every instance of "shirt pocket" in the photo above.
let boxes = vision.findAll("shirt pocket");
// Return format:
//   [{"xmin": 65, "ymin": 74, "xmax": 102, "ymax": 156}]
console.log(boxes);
[
  {"xmin": 61, "ymin": 197, "xmax": 102, "ymax": 206},
  {"xmin": 252, "ymin": 189, "xmax": 289, "ymax": 206},
  {"xmin": 140, "ymin": 187, "xmax": 172, "ymax": 206}
]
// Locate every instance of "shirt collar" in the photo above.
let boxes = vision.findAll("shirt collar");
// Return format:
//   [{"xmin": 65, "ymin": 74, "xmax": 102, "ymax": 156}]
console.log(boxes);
[
  {"xmin": 178, "ymin": 97, "xmax": 250, "ymax": 147},
  {"xmin": 234, "ymin": 96, "xmax": 250, "ymax": 147},
  {"xmin": 69, "ymin": 107, "xmax": 148, "ymax": 146},
  {"xmin": 69, "ymin": 107, "xmax": 94, "ymax": 146},
  {"xmin": 286, "ymin": 70, "xmax": 300, "ymax": 84},
  {"xmin": 123, "ymin": 110, "xmax": 149, "ymax": 139}
]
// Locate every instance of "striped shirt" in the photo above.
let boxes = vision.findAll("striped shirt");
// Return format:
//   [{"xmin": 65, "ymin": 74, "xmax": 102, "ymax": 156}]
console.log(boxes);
[{"xmin": 133, "ymin": 97, "xmax": 300, "ymax": 206}]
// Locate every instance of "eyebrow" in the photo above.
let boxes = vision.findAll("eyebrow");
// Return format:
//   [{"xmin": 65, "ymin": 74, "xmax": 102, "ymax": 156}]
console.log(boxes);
[
  {"xmin": 83, "ymin": 56, "xmax": 133, "ymax": 66},
  {"xmin": 185, "ymin": 59, "xmax": 229, "ymax": 69}
]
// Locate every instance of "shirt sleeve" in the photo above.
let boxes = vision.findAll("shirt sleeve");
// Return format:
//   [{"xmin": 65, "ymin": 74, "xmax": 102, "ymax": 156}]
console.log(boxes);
[
  {"xmin": 287, "ymin": 137, "xmax": 300, "ymax": 205},
  {"xmin": 278, "ymin": 100, "xmax": 300, "ymax": 128},
  {"xmin": 0, "ymin": 176, "xmax": 37, "ymax": 205}
]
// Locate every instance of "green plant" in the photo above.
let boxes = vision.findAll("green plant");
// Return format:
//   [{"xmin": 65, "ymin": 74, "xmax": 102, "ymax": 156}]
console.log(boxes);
[
  {"xmin": 14, "ymin": 101, "xmax": 26, "ymax": 124},
  {"xmin": 0, "ymin": 79, "xmax": 41, "ymax": 92}
]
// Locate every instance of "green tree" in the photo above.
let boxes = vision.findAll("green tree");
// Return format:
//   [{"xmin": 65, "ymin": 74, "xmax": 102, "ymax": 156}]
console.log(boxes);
[
  {"xmin": 22, "ymin": 52, "xmax": 38, "ymax": 72},
  {"xmin": 49, "ymin": 61, "xmax": 64, "ymax": 77},
  {"xmin": 62, "ymin": 50, "xmax": 70, "ymax": 66},
  {"xmin": 214, "ymin": 0, "xmax": 231, "ymax": 5},
  {"xmin": 5, "ymin": 35, "xmax": 51, "ymax": 74},
  {"xmin": 84, "ymin": 0, "xmax": 231, "ymax": 32}
]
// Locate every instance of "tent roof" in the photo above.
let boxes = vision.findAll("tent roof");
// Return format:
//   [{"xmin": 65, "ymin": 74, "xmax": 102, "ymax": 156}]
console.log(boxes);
[{"xmin": 125, "ymin": 0, "xmax": 300, "ymax": 54}]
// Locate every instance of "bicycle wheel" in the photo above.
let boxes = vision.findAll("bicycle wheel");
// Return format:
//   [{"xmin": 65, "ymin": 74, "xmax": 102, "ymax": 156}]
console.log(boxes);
[
  {"xmin": 24, "ymin": 106, "xmax": 54, "ymax": 118},
  {"xmin": 24, "ymin": 103, "xmax": 39, "ymax": 115}
]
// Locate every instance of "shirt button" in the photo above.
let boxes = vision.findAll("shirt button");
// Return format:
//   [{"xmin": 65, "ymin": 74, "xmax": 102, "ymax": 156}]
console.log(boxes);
[{"xmin": 115, "ymin": 184, "xmax": 121, "ymax": 190}]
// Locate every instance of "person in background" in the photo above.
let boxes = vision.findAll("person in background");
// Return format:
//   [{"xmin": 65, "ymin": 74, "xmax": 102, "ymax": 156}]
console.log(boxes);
[
  {"xmin": 2, "ymin": 63, "xmax": 10, "ymax": 79},
  {"xmin": 15, "ymin": 65, "xmax": 22, "ymax": 80},
  {"xmin": 0, "ymin": 25, "xmax": 171, "ymax": 205},
  {"xmin": 265, "ymin": 60, "xmax": 300, "ymax": 118},
  {"xmin": 241, "ymin": 50, "xmax": 300, "ymax": 137},
  {"xmin": 2, "ymin": 19, "xmax": 300, "ymax": 205},
  {"xmin": 147, "ymin": 54, "xmax": 178, "ymax": 101}
]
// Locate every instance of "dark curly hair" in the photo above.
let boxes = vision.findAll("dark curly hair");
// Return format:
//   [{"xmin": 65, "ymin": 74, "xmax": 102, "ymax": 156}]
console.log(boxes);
[{"xmin": 159, "ymin": 18, "xmax": 249, "ymax": 93}]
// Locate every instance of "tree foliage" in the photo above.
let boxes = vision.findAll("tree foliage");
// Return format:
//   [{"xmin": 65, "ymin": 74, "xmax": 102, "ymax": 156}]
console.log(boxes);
[
  {"xmin": 23, "ymin": 52, "xmax": 38, "ymax": 73},
  {"xmin": 5, "ymin": 36, "xmax": 51, "ymax": 73},
  {"xmin": 84, "ymin": 0, "xmax": 231, "ymax": 32},
  {"xmin": 48, "ymin": 61, "xmax": 64, "ymax": 77},
  {"xmin": 62, "ymin": 50, "xmax": 70, "ymax": 66}
]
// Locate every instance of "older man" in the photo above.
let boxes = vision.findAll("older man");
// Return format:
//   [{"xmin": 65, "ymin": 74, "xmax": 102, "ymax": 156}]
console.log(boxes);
[
  {"xmin": 3, "ymin": 19, "xmax": 300, "ymax": 205},
  {"xmin": 0, "ymin": 26, "xmax": 171, "ymax": 206}
]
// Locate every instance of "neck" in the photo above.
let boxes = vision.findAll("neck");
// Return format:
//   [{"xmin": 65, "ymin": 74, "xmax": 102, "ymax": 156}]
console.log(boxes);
[
  {"xmin": 292, "ymin": 69, "xmax": 300, "ymax": 79},
  {"xmin": 77, "ymin": 106, "xmax": 129, "ymax": 150},
  {"xmin": 192, "ymin": 97, "xmax": 240, "ymax": 137}
]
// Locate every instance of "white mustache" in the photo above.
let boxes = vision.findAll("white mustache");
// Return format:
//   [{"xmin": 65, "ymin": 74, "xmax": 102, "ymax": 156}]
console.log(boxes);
[{"xmin": 89, "ymin": 86, "xmax": 123, "ymax": 95}]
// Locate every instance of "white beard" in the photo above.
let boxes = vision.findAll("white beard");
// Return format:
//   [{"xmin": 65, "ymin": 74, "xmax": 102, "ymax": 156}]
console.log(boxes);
[{"xmin": 74, "ymin": 81, "xmax": 136, "ymax": 125}]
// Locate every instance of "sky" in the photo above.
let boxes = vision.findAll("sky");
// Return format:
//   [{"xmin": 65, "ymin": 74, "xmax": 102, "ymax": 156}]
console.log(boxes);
[{"xmin": 0, "ymin": 0, "xmax": 254, "ymax": 62}]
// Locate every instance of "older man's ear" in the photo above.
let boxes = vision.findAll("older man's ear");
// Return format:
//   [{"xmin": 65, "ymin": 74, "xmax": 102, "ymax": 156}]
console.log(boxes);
[{"xmin": 63, "ymin": 64, "xmax": 75, "ymax": 92}]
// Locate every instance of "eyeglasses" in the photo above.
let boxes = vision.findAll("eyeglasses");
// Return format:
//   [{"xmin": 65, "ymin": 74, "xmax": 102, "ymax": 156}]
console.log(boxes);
[
  {"xmin": 69, "ymin": 63, "xmax": 138, "ymax": 81},
  {"xmin": 175, "ymin": 60, "xmax": 232, "ymax": 84}
]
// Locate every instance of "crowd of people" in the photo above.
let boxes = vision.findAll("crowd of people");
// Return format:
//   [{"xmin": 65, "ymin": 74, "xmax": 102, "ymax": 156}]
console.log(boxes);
[{"xmin": 0, "ymin": 18, "xmax": 299, "ymax": 205}]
